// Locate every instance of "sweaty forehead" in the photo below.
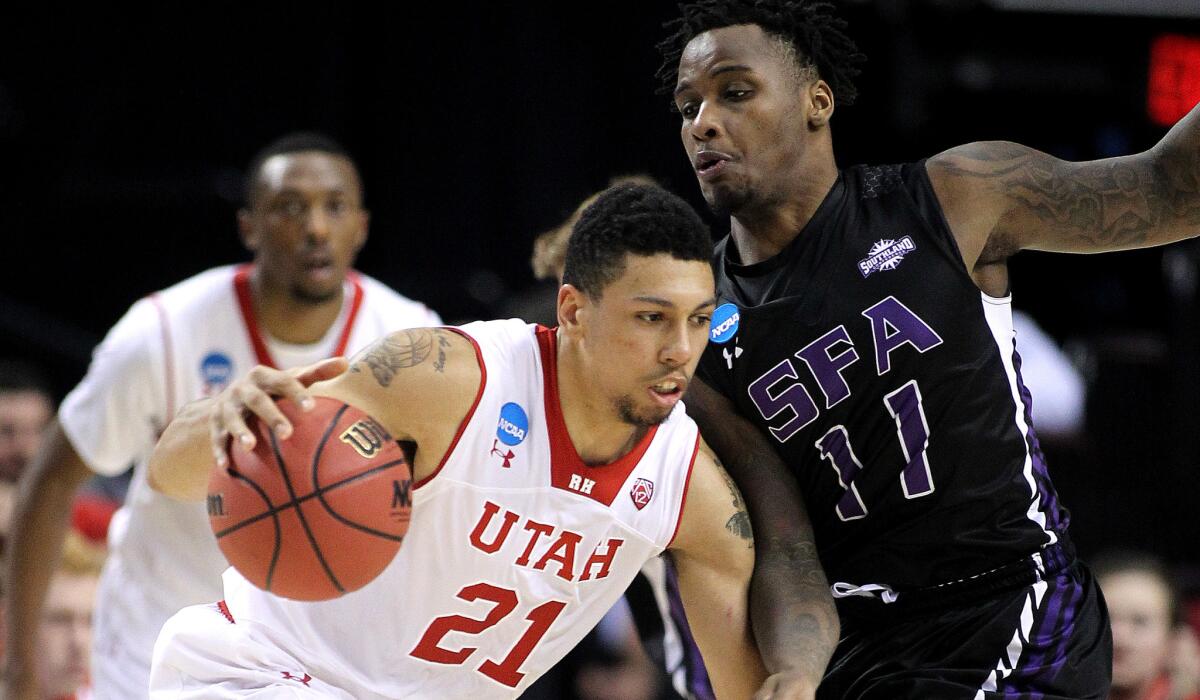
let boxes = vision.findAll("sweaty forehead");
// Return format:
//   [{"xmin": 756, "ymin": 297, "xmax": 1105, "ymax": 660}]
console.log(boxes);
[
  {"xmin": 257, "ymin": 152, "xmax": 360, "ymax": 199},
  {"xmin": 677, "ymin": 24, "xmax": 783, "ymax": 85}
]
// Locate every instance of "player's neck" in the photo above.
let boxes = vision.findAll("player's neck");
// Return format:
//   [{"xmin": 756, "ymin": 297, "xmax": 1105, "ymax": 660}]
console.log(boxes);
[
  {"xmin": 250, "ymin": 270, "xmax": 345, "ymax": 345},
  {"xmin": 555, "ymin": 339, "xmax": 646, "ymax": 466},
  {"xmin": 729, "ymin": 153, "xmax": 838, "ymax": 265}
]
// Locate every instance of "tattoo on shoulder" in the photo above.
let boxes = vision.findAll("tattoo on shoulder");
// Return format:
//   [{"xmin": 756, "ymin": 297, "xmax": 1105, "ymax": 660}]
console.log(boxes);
[
  {"xmin": 433, "ymin": 331, "xmax": 452, "ymax": 374},
  {"xmin": 717, "ymin": 464, "xmax": 753, "ymax": 546},
  {"xmin": 349, "ymin": 330, "xmax": 434, "ymax": 387}
]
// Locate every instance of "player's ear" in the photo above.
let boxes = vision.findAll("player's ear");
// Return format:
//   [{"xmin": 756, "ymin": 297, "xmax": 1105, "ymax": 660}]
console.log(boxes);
[
  {"xmin": 557, "ymin": 284, "xmax": 588, "ymax": 335},
  {"xmin": 238, "ymin": 208, "xmax": 259, "ymax": 252},
  {"xmin": 353, "ymin": 209, "xmax": 370, "ymax": 253},
  {"xmin": 808, "ymin": 79, "xmax": 834, "ymax": 129}
]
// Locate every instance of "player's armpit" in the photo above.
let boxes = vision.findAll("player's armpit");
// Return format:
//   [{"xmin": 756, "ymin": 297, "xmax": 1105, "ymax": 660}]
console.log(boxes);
[
  {"xmin": 669, "ymin": 441, "xmax": 766, "ymax": 700},
  {"xmin": 683, "ymin": 378, "xmax": 835, "ymax": 696},
  {"xmin": 928, "ymin": 105, "xmax": 1200, "ymax": 267},
  {"xmin": 324, "ymin": 328, "xmax": 482, "ymax": 484}
]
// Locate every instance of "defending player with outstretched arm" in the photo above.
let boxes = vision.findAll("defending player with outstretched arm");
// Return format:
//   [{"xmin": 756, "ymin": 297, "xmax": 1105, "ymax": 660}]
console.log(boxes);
[
  {"xmin": 147, "ymin": 183, "xmax": 780, "ymax": 699},
  {"xmin": 658, "ymin": 0, "xmax": 1200, "ymax": 697}
]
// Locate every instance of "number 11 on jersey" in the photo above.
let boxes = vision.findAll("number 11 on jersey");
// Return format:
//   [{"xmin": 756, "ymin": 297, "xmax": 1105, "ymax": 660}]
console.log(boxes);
[{"xmin": 816, "ymin": 380, "xmax": 934, "ymax": 521}]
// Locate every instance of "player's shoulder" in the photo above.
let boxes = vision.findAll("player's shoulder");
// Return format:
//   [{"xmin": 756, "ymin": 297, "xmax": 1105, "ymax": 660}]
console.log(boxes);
[
  {"xmin": 842, "ymin": 161, "xmax": 927, "ymax": 201},
  {"xmin": 151, "ymin": 264, "xmax": 239, "ymax": 312},
  {"xmin": 353, "ymin": 271, "xmax": 442, "ymax": 326}
]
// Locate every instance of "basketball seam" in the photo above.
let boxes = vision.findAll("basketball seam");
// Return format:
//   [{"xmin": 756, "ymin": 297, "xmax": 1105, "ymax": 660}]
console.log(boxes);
[
  {"xmin": 225, "ymin": 469, "xmax": 283, "ymax": 591},
  {"xmin": 314, "ymin": 434, "xmax": 409, "ymax": 542},
  {"xmin": 213, "ymin": 460, "xmax": 408, "ymax": 539},
  {"xmin": 269, "ymin": 419, "xmax": 345, "ymax": 594}
]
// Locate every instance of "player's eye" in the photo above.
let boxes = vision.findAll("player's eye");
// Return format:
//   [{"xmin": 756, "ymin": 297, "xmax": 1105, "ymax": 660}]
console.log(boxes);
[
  {"xmin": 638, "ymin": 312, "xmax": 664, "ymax": 323},
  {"xmin": 678, "ymin": 101, "xmax": 699, "ymax": 119},
  {"xmin": 326, "ymin": 200, "xmax": 348, "ymax": 217},
  {"xmin": 724, "ymin": 88, "xmax": 752, "ymax": 101},
  {"xmin": 691, "ymin": 314, "xmax": 712, "ymax": 327}
]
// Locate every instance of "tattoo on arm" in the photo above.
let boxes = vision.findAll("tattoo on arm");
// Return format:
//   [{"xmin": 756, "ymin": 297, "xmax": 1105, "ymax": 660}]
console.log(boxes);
[
  {"xmin": 939, "ymin": 141, "xmax": 1200, "ymax": 255},
  {"xmin": 349, "ymin": 330, "xmax": 434, "ymax": 387},
  {"xmin": 717, "ymin": 464, "xmax": 753, "ymax": 546}
]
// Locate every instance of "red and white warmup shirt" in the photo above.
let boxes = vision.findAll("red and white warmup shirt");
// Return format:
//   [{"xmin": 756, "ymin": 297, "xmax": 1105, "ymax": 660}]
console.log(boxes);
[
  {"xmin": 59, "ymin": 264, "xmax": 439, "ymax": 699},
  {"xmin": 211, "ymin": 320, "xmax": 701, "ymax": 698}
]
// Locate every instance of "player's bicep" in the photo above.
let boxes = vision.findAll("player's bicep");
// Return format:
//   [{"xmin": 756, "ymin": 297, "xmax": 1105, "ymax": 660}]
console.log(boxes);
[{"xmin": 320, "ymin": 328, "xmax": 481, "ymax": 447}]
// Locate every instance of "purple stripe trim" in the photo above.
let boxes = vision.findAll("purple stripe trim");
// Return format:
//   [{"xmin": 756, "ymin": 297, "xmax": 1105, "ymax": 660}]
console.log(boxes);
[
  {"xmin": 1000, "ymin": 573, "xmax": 1083, "ymax": 694},
  {"xmin": 665, "ymin": 557, "xmax": 715, "ymax": 700},
  {"xmin": 1011, "ymin": 344, "xmax": 1067, "ymax": 533},
  {"xmin": 1000, "ymin": 580, "xmax": 1065, "ymax": 693}
]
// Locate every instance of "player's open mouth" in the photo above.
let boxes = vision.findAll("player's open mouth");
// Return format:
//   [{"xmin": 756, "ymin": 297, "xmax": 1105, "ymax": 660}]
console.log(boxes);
[
  {"xmin": 695, "ymin": 151, "xmax": 731, "ymax": 179},
  {"xmin": 648, "ymin": 378, "xmax": 686, "ymax": 406}
]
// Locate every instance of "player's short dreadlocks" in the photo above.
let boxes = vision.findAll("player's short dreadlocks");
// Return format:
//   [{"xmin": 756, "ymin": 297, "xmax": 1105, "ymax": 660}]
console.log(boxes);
[{"xmin": 657, "ymin": 0, "xmax": 865, "ymax": 106}]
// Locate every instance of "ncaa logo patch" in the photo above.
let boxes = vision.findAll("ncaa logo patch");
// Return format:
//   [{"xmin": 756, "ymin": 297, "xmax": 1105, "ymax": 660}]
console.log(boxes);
[
  {"xmin": 496, "ymin": 402, "xmax": 529, "ymax": 446},
  {"xmin": 709, "ymin": 303, "xmax": 740, "ymax": 345},
  {"xmin": 200, "ymin": 352, "xmax": 233, "ymax": 393},
  {"xmin": 630, "ymin": 478, "xmax": 654, "ymax": 510}
]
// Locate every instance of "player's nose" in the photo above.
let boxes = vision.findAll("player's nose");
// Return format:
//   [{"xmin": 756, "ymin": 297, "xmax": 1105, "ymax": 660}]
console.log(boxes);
[{"xmin": 689, "ymin": 101, "xmax": 723, "ymax": 142}]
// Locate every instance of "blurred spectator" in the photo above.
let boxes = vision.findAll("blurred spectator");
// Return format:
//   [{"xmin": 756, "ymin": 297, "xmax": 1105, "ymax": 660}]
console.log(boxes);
[
  {"xmin": 0, "ymin": 360, "xmax": 54, "ymax": 483},
  {"xmin": 502, "ymin": 175, "xmax": 659, "ymax": 326},
  {"xmin": 1095, "ymin": 551, "xmax": 1200, "ymax": 700},
  {"xmin": 35, "ymin": 527, "xmax": 104, "ymax": 700},
  {"xmin": 0, "ymin": 361, "xmax": 54, "ymax": 551}
]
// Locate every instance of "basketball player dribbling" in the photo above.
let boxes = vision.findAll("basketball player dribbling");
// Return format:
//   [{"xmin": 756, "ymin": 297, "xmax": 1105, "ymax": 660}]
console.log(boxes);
[
  {"xmin": 657, "ymin": 0, "xmax": 1200, "ymax": 697},
  {"xmin": 146, "ymin": 183, "xmax": 774, "ymax": 699},
  {"xmin": 4, "ymin": 133, "xmax": 441, "ymax": 700}
]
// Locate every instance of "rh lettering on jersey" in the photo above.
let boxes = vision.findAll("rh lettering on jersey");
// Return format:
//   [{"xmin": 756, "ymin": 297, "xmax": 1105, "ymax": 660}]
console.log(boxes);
[
  {"xmin": 567, "ymin": 474, "xmax": 596, "ymax": 495},
  {"xmin": 747, "ymin": 295, "xmax": 943, "ymax": 443},
  {"xmin": 468, "ymin": 500, "xmax": 625, "ymax": 582}
]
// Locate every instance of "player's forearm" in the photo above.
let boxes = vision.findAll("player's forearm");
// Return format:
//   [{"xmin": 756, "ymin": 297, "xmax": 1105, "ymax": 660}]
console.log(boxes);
[
  {"xmin": 1145, "ymin": 100, "xmax": 1200, "ymax": 245},
  {"xmin": 751, "ymin": 532, "xmax": 839, "ymax": 686},
  {"xmin": 4, "ymin": 423, "xmax": 92, "ymax": 682},
  {"xmin": 148, "ymin": 398, "xmax": 216, "ymax": 501}
]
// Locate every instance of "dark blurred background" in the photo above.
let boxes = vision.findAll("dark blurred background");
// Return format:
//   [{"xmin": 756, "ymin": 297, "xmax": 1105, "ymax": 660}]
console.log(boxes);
[{"xmin": 1, "ymin": 0, "xmax": 1198, "ymax": 567}]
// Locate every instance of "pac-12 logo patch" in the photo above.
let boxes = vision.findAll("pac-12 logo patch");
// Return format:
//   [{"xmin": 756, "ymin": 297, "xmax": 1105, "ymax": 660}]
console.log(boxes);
[
  {"xmin": 709, "ymin": 303, "xmax": 740, "ymax": 345},
  {"xmin": 630, "ymin": 478, "xmax": 654, "ymax": 510},
  {"xmin": 200, "ymin": 352, "xmax": 234, "ymax": 393},
  {"xmin": 858, "ymin": 237, "xmax": 916, "ymax": 278},
  {"xmin": 496, "ymin": 402, "xmax": 529, "ymax": 446}
]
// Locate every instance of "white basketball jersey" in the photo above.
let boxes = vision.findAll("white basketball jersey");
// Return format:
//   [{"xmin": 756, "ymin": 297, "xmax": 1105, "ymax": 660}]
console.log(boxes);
[
  {"xmin": 221, "ymin": 319, "xmax": 702, "ymax": 699},
  {"xmin": 59, "ymin": 264, "xmax": 440, "ymax": 697}
]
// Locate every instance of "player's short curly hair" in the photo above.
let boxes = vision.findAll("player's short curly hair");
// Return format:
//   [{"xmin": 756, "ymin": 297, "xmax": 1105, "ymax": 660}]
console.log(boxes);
[
  {"xmin": 243, "ymin": 132, "xmax": 359, "ymax": 207},
  {"xmin": 657, "ymin": 0, "xmax": 865, "ymax": 106},
  {"xmin": 562, "ymin": 183, "xmax": 712, "ymax": 298}
]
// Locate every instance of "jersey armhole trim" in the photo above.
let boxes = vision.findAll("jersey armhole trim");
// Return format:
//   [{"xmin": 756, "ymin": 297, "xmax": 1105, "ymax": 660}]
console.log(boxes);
[
  {"xmin": 981, "ymin": 291, "xmax": 1013, "ymax": 306},
  {"xmin": 412, "ymin": 327, "xmax": 488, "ymax": 490},
  {"xmin": 666, "ymin": 433, "xmax": 702, "ymax": 549},
  {"xmin": 148, "ymin": 293, "xmax": 176, "ymax": 422}
]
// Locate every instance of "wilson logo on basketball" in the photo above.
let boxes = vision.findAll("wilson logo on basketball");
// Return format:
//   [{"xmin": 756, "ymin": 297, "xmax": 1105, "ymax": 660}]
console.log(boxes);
[
  {"xmin": 206, "ymin": 493, "xmax": 225, "ymax": 517},
  {"xmin": 630, "ymin": 478, "xmax": 654, "ymax": 510},
  {"xmin": 339, "ymin": 418, "xmax": 392, "ymax": 459}
]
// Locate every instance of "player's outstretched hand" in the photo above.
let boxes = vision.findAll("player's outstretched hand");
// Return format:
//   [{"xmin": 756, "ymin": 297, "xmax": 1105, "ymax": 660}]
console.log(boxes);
[
  {"xmin": 209, "ymin": 357, "xmax": 349, "ymax": 468},
  {"xmin": 754, "ymin": 671, "xmax": 817, "ymax": 700}
]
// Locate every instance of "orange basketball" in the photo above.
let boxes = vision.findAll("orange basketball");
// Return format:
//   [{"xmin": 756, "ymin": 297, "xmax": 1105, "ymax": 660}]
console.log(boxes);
[{"xmin": 207, "ymin": 397, "xmax": 411, "ymax": 601}]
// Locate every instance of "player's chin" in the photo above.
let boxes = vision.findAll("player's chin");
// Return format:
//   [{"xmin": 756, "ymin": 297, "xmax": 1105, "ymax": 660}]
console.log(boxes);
[
  {"xmin": 701, "ymin": 181, "xmax": 749, "ymax": 216},
  {"xmin": 617, "ymin": 397, "xmax": 673, "ymax": 429},
  {"xmin": 291, "ymin": 277, "xmax": 344, "ymax": 305}
]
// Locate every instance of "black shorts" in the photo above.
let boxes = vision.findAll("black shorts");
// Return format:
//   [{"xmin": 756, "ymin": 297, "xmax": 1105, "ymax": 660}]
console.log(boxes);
[{"xmin": 819, "ymin": 561, "xmax": 1112, "ymax": 699}]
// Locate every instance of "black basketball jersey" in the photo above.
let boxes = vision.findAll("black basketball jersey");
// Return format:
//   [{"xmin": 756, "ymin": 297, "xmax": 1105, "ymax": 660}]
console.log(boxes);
[{"xmin": 697, "ymin": 162, "xmax": 1070, "ymax": 613}]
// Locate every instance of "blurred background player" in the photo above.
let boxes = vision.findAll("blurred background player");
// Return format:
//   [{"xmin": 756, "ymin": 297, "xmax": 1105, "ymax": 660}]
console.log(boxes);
[
  {"xmin": 3, "ymin": 132, "xmax": 441, "ymax": 699},
  {"xmin": 1095, "ymin": 552, "xmax": 1200, "ymax": 700}
]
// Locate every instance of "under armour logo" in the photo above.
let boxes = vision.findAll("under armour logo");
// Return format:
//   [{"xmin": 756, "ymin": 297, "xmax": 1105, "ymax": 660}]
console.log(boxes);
[
  {"xmin": 723, "ymin": 338, "xmax": 744, "ymax": 369},
  {"xmin": 490, "ymin": 438, "xmax": 515, "ymax": 468},
  {"xmin": 282, "ymin": 671, "xmax": 312, "ymax": 686}
]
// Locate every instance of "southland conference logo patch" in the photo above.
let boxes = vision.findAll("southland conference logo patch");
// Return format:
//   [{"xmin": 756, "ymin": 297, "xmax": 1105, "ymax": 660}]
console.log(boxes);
[{"xmin": 858, "ymin": 237, "xmax": 916, "ymax": 278}]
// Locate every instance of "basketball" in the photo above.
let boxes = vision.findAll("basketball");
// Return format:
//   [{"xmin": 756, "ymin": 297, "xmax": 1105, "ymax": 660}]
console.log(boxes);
[{"xmin": 207, "ymin": 396, "xmax": 412, "ymax": 601}]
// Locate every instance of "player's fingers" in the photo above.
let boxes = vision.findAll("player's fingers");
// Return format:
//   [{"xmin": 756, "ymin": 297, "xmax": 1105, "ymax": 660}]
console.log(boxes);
[
  {"xmin": 292, "ymin": 357, "xmax": 349, "ymax": 387},
  {"xmin": 219, "ymin": 393, "xmax": 257, "ymax": 451},
  {"xmin": 208, "ymin": 412, "xmax": 229, "ymax": 468},
  {"xmin": 237, "ymin": 384, "xmax": 293, "ymax": 439},
  {"xmin": 249, "ymin": 365, "xmax": 315, "ymax": 414}
]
